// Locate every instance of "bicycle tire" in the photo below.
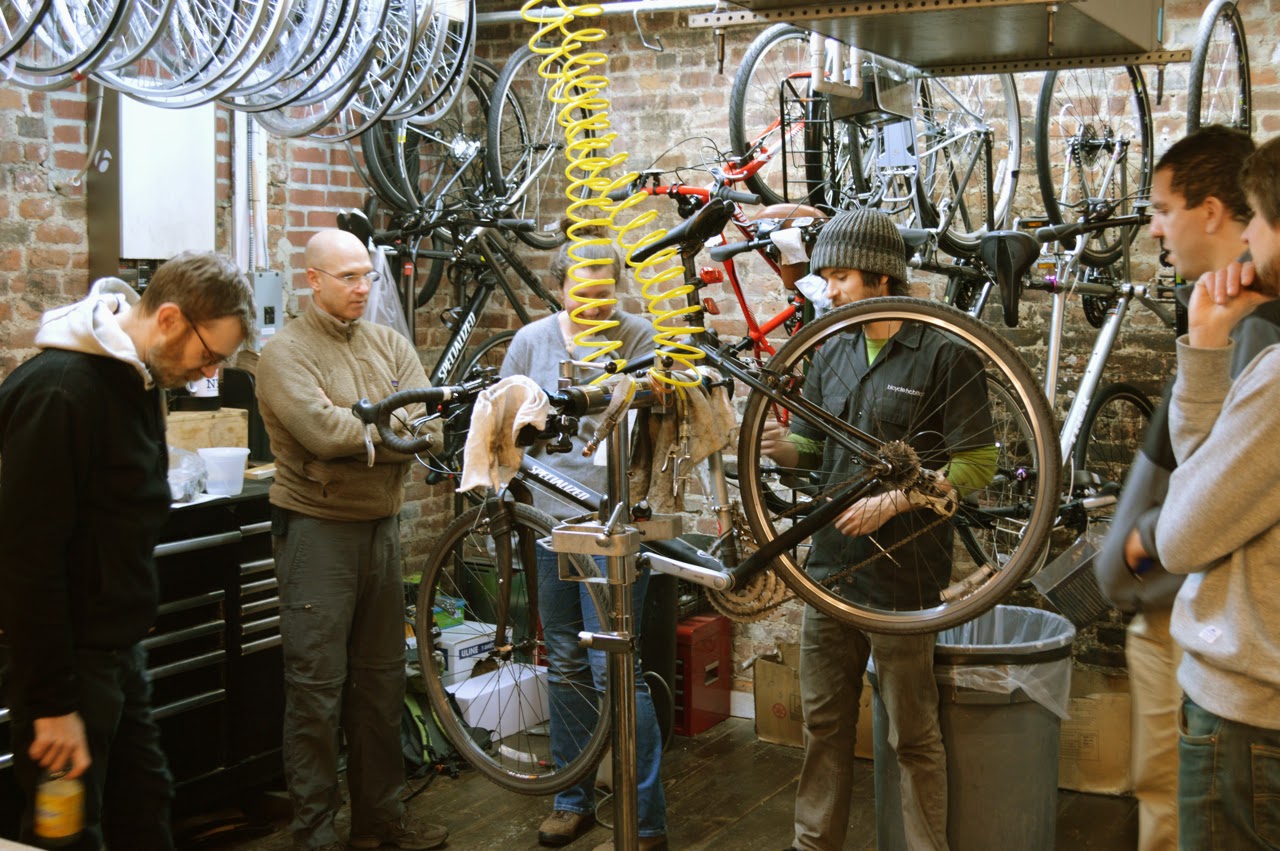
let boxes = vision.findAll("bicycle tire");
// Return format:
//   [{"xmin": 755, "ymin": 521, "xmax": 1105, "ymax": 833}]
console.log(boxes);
[
  {"xmin": 485, "ymin": 45, "xmax": 589, "ymax": 250},
  {"xmin": 914, "ymin": 73, "xmax": 1021, "ymax": 258},
  {"xmin": 417, "ymin": 502, "xmax": 612, "ymax": 795},
  {"xmin": 457, "ymin": 328, "xmax": 517, "ymax": 383},
  {"xmin": 729, "ymin": 24, "xmax": 819, "ymax": 207},
  {"xmin": 1035, "ymin": 65, "xmax": 1153, "ymax": 268},
  {"xmin": 1073, "ymin": 381, "xmax": 1154, "ymax": 492},
  {"xmin": 736, "ymin": 297, "xmax": 1060, "ymax": 634},
  {"xmin": 1187, "ymin": 0, "xmax": 1252, "ymax": 134},
  {"xmin": 0, "ymin": 0, "xmax": 52, "ymax": 62}
]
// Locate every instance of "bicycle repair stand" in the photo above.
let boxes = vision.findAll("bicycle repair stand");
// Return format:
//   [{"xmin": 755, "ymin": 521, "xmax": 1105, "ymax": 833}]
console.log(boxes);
[{"xmin": 548, "ymin": 364, "xmax": 683, "ymax": 851}]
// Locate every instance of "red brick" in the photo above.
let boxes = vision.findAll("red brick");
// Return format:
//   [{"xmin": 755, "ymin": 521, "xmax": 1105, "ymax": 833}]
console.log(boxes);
[
  {"xmin": 325, "ymin": 190, "xmax": 364, "ymax": 209},
  {"xmin": 0, "ymin": 302, "xmax": 11, "ymax": 322},
  {"xmin": 290, "ymin": 188, "xmax": 326, "ymax": 207},
  {"xmin": 306, "ymin": 211, "xmax": 336, "ymax": 227},
  {"xmin": 0, "ymin": 142, "xmax": 22, "ymax": 164},
  {"xmin": 34, "ymin": 222, "xmax": 82, "ymax": 244},
  {"xmin": 290, "ymin": 167, "xmax": 309, "ymax": 183},
  {"xmin": 52, "ymin": 125, "xmax": 82, "ymax": 145},
  {"xmin": 0, "ymin": 88, "xmax": 22, "ymax": 110},
  {"xmin": 52, "ymin": 149, "xmax": 84, "ymax": 170},
  {"xmin": 13, "ymin": 171, "xmax": 46, "ymax": 193},
  {"xmin": 23, "ymin": 143, "xmax": 49, "ymax": 164},
  {"xmin": 27, "ymin": 92, "xmax": 45, "ymax": 114},
  {"xmin": 0, "ymin": 250, "xmax": 21, "ymax": 271},
  {"xmin": 18, "ymin": 198, "xmax": 55, "ymax": 219},
  {"xmin": 29, "ymin": 247, "xmax": 70, "ymax": 269},
  {"xmin": 287, "ymin": 210, "xmax": 305, "ymax": 227},
  {"xmin": 49, "ymin": 97, "xmax": 85, "ymax": 120},
  {"xmin": 291, "ymin": 145, "xmax": 328, "ymax": 164}
]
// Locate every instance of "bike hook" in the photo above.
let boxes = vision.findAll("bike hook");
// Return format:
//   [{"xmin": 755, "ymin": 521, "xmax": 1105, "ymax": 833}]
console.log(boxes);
[{"xmin": 634, "ymin": 8, "xmax": 663, "ymax": 52}]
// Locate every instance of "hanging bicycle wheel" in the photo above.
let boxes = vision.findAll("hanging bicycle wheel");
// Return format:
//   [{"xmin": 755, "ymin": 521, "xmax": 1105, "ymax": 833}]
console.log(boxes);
[
  {"xmin": 1073, "ymin": 381, "xmax": 1153, "ymax": 493},
  {"xmin": 914, "ymin": 72, "xmax": 1021, "ymax": 258},
  {"xmin": 417, "ymin": 502, "xmax": 612, "ymax": 794},
  {"xmin": 485, "ymin": 45, "xmax": 590, "ymax": 249},
  {"xmin": 736, "ymin": 297, "xmax": 1059, "ymax": 634},
  {"xmin": 1187, "ymin": 0, "xmax": 1252, "ymax": 133},
  {"xmin": 1035, "ymin": 65, "xmax": 1153, "ymax": 268},
  {"xmin": 728, "ymin": 24, "xmax": 875, "ymax": 211},
  {"xmin": 0, "ymin": 0, "xmax": 52, "ymax": 63}
]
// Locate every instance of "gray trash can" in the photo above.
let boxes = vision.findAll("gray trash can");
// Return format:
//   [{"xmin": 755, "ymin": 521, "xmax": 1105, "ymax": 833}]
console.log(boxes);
[{"xmin": 871, "ymin": 605, "xmax": 1075, "ymax": 851}]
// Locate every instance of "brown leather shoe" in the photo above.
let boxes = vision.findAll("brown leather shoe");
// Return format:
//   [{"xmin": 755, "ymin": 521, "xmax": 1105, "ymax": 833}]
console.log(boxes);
[
  {"xmin": 591, "ymin": 835, "xmax": 669, "ymax": 851},
  {"xmin": 538, "ymin": 809, "xmax": 596, "ymax": 847},
  {"xmin": 350, "ymin": 816, "xmax": 447, "ymax": 850}
]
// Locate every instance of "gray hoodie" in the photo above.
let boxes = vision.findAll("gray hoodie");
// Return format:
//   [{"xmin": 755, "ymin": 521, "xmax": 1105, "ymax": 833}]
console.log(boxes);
[{"xmin": 35, "ymin": 278, "xmax": 152, "ymax": 384}]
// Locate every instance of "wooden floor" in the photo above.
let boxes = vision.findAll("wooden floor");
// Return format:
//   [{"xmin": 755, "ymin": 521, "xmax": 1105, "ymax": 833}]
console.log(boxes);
[{"xmin": 181, "ymin": 717, "xmax": 1137, "ymax": 850}]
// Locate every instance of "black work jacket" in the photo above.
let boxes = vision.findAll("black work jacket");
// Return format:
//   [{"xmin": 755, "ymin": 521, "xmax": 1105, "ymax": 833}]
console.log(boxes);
[{"xmin": 792, "ymin": 321, "xmax": 994, "ymax": 611}]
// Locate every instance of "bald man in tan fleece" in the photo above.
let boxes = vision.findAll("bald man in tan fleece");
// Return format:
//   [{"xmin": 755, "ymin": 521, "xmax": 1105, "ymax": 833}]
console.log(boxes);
[{"xmin": 256, "ymin": 229, "xmax": 446, "ymax": 851}]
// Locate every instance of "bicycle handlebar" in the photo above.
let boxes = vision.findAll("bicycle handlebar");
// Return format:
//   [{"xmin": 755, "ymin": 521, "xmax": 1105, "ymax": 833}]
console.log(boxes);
[
  {"xmin": 351, "ymin": 375, "xmax": 497, "ymax": 455},
  {"xmin": 1035, "ymin": 213, "xmax": 1150, "ymax": 245},
  {"xmin": 709, "ymin": 236, "xmax": 770, "ymax": 263}
]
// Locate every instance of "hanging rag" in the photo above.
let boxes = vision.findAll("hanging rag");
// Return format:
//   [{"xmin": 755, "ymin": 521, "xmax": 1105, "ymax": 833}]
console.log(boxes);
[
  {"xmin": 458, "ymin": 375, "xmax": 551, "ymax": 493},
  {"xmin": 629, "ymin": 369, "xmax": 737, "ymax": 514}
]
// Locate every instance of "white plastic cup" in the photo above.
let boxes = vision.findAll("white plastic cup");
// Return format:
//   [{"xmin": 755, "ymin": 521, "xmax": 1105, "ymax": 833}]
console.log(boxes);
[{"xmin": 198, "ymin": 447, "xmax": 251, "ymax": 496}]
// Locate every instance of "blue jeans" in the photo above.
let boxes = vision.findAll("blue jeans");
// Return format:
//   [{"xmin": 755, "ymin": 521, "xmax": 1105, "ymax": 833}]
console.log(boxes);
[
  {"xmin": 535, "ymin": 545, "xmax": 667, "ymax": 837},
  {"xmin": 1178, "ymin": 696, "xmax": 1280, "ymax": 850}
]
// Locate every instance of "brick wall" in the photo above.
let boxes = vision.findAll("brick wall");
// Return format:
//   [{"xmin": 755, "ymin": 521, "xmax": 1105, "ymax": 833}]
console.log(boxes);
[{"xmin": 0, "ymin": 1, "xmax": 1269, "ymax": 678}]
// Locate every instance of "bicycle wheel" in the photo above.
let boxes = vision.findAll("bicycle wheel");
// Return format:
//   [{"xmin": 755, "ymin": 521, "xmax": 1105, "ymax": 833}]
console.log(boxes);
[
  {"xmin": 458, "ymin": 328, "xmax": 516, "ymax": 382},
  {"xmin": 736, "ymin": 297, "xmax": 1060, "ymax": 634},
  {"xmin": 914, "ymin": 73, "xmax": 1021, "ymax": 258},
  {"xmin": 417, "ymin": 502, "xmax": 612, "ymax": 794},
  {"xmin": 1073, "ymin": 381, "xmax": 1153, "ymax": 491},
  {"xmin": 1187, "ymin": 0, "xmax": 1251, "ymax": 133},
  {"xmin": 485, "ymin": 45, "xmax": 590, "ymax": 250},
  {"xmin": 1035, "ymin": 65, "xmax": 1153, "ymax": 267},
  {"xmin": 729, "ymin": 24, "xmax": 873, "ymax": 210}
]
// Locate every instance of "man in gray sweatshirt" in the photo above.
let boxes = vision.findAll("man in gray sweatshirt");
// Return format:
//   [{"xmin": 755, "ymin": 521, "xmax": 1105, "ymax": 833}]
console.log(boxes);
[
  {"xmin": 1094, "ymin": 126, "xmax": 1277, "ymax": 851},
  {"xmin": 1155, "ymin": 135, "xmax": 1280, "ymax": 849}
]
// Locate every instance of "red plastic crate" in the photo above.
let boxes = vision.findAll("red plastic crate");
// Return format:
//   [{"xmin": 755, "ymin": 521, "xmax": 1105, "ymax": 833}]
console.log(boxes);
[{"xmin": 673, "ymin": 614, "xmax": 731, "ymax": 737}]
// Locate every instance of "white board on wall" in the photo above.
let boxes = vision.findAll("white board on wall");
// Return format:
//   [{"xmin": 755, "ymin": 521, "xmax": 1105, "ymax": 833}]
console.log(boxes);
[{"xmin": 118, "ymin": 97, "xmax": 216, "ymax": 258}]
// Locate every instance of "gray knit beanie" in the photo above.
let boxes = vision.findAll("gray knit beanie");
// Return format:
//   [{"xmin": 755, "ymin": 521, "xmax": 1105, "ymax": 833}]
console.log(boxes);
[{"xmin": 809, "ymin": 208, "xmax": 907, "ymax": 283}]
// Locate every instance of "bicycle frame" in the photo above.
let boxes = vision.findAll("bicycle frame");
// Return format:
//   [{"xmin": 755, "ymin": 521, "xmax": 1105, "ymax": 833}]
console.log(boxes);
[{"xmin": 423, "ymin": 229, "xmax": 560, "ymax": 386}]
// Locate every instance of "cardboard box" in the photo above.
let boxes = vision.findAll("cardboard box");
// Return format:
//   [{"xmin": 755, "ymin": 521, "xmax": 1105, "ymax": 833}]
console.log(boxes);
[
  {"xmin": 1058, "ymin": 667, "xmax": 1131, "ymax": 795},
  {"xmin": 448, "ymin": 664, "xmax": 549, "ymax": 740},
  {"xmin": 751, "ymin": 642, "xmax": 873, "ymax": 758},
  {"xmin": 166, "ymin": 408, "xmax": 248, "ymax": 453},
  {"xmin": 437, "ymin": 621, "xmax": 496, "ymax": 685}
]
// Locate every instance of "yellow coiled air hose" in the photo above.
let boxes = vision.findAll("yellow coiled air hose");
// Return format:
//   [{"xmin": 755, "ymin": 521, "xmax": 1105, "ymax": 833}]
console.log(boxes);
[{"xmin": 519, "ymin": 1, "xmax": 705, "ymax": 392}]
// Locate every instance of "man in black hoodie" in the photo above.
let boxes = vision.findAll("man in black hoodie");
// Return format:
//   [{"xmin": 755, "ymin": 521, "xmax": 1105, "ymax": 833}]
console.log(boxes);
[
  {"xmin": 0, "ymin": 252, "xmax": 255, "ymax": 850},
  {"xmin": 1094, "ymin": 126, "xmax": 1280, "ymax": 851}
]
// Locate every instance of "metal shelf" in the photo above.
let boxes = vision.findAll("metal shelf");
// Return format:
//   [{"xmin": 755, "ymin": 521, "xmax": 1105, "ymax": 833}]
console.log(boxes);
[{"xmin": 689, "ymin": 0, "xmax": 1187, "ymax": 75}]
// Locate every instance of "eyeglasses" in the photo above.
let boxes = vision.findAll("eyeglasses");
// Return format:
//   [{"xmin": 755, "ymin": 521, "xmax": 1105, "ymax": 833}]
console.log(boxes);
[
  {"xmin": 311, "ymin": 267, "xmax": 381, "ymax": 286},
  {"xmin": 182, "ymin": 312, "xmax": 237, "ymax": 368}
]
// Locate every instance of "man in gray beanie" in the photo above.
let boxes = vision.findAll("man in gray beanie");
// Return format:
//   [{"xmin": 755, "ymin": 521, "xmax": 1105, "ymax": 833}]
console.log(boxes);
[{"xmin": 763, "ymin": 207, "xmax": 996, "ymax": 851}]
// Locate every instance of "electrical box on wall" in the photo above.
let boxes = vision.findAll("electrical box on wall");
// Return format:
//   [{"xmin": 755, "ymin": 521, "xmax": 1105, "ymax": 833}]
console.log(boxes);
[
  {"xmin": 87, "ymin": 87, "xmax": 217, "ymax": 283},
  {"xmin": 249, "ymin": 269, "xmax": 283, "ymax": 350}
]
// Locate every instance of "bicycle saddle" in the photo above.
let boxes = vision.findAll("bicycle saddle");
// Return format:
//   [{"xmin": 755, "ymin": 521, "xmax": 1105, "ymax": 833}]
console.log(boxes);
[
  {"xmin": 632, "ymin": 198, "xmax": 734, "ymax": 264},
  {"xmin": 337, "ymin": 208, "xmax": 374, "ymax": 248},
  {"xmin": 897, "ymin": 227, "xmax": 931, "ymax": 262},
  {"xmin": 978, "ymin": 230, "xmax": 1039, "ymax": 328}
]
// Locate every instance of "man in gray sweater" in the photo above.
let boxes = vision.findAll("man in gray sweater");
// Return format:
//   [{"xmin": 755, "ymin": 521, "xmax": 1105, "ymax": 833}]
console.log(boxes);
[
  {"xmin": 1156, "ymin": 136, "xmax": 1280, "ymax": 849},
  {"xmin": 1093, "ymin": 126, "xmax": 1276, "ymax": 851}
]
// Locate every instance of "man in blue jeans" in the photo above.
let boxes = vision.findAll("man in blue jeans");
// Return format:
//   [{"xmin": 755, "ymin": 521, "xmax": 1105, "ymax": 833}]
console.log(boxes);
[
  {"xmin": 762, "ymin": 209, "xmax": 996, "ymax": 851},
  {"xmin": 1155, "ymin": 136, "xmax": 1280, "ymax": 849}
]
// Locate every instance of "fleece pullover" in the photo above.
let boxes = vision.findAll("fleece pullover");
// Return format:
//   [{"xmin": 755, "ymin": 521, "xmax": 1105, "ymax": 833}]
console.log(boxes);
[
  {"xmin": 1157, "ymin": 337, "xmax": 1280, "ymax": 730},
  {"xmin": 256, "ymin": 306, "xmax": 431, "ymax": 521}
]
